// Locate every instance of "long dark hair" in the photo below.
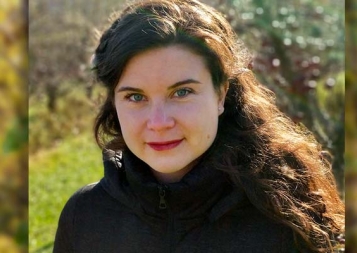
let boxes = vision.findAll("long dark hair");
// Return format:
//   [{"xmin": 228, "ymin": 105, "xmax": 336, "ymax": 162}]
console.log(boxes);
[{"xmin": 92, "ymin": 0, "xmax": 344, "ymax": 251}]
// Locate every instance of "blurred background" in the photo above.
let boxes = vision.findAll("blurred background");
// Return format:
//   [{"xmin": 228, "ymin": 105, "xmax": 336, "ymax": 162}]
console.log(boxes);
[
  {"xmin": 0, "ymin": 0, "xmax": 28, "ymax": 252},
  {"xmin": 0, "ymin": 0, "xmax": 352, "ymax": 252},
  {"xmin": 346, "ymin": 0, "xmax": 357, "ymax": 252}
]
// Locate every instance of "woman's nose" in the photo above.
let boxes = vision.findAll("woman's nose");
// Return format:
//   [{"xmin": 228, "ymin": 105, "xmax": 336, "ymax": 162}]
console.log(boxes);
[{"xmin": 146, "ymin": 103, "xmax": 175, "ymax": 131}]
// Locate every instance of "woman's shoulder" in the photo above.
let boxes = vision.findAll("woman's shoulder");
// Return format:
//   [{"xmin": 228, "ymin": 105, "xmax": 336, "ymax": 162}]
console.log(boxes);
[
  {"xmin": 72, "ymin": 182, "xmax": 100, "ymax": 196},
  {"xmin": 57, "ymin": 180, "xmax": 120, "ymax": 227},
  {"xmin": 63, "ymin": 181, "xmax": 110, "ymax": 209},
  {"xmin": 59, "ymin": 183, "xmax": 100, "ymax": 214}
]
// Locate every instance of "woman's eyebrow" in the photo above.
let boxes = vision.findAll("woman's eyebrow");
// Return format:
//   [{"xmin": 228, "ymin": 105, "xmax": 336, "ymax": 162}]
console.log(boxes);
[
  {"xmin": 117, "ymin": 86, "xmax": 143, "ymax": 93},
  {"xmin": 168, "ymin": 79, "xmax": 201, "ymax": 90},
  {"xmin": 117, "ymin": 79, "xmax": 201, "ymax": 93}
]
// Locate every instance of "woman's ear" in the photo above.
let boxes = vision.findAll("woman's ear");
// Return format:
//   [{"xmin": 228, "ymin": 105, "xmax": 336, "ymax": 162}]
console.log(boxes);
[{"xmin": 218, "ymin": 83, "xmax": 229, "ymax": 115}]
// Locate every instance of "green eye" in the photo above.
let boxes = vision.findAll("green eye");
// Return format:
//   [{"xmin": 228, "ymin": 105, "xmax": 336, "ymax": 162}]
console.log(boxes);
[
  {"xmin": 129, "ymin": 94, "xmax": 144, "ymax": 102},
  {"xmin": 174, "ymin": 88, "xmax": 192, "ymax": 97}
]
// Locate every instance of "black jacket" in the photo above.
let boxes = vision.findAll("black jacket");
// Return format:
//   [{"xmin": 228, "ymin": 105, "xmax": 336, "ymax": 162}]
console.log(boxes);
[{"xmin": 53, "ymin": 149, "xmax": 297, "ymax": 253}]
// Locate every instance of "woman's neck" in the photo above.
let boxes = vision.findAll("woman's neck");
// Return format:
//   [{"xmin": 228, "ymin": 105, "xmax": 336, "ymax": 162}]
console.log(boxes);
[{"xmin": 151, "ymin": 157, "xmax": 202, "ymax": 184}]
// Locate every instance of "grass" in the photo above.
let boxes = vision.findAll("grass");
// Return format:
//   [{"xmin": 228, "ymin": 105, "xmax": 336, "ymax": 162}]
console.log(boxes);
[
  {"xmin": 29, "ymin": 130, "xmax": 103, "ymax": 253},
  {"xmin": 29, "ymin": 84, "xmax": 105, "ymax": 253}
]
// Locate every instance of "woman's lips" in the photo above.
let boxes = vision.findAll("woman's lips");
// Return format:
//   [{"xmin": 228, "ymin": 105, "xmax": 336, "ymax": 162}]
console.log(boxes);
[{"xmin": 147, "ymin": 139, "xmax": 183, "ymax": 151}]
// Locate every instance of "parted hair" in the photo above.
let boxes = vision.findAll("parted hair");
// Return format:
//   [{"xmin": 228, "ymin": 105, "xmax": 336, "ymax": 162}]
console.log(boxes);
[{"xmin": 92, "ymin": 0, "xmax": 344, "ymax": 251}]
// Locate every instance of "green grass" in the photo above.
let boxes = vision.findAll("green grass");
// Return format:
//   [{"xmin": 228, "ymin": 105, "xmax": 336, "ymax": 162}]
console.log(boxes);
[
  {"xmin": 29, "ymin": 83, "xmax": 106, "ymax": 252},
  {"xmin": 29, "ymin": 130, "xmax": 103, "ymax": 253}
]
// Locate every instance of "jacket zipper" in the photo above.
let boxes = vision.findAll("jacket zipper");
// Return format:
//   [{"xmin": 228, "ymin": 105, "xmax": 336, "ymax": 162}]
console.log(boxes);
[
  {"xmin": 158, "ymin": 185, "xmax": 174, "ymax": 253},
  {"xmin": 158, "ymin": 185, "xmax": 168, "ymax": 209}
]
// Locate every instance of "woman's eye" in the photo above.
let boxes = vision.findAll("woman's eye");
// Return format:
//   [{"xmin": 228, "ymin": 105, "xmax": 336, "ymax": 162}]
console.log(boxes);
[
  {"xmin": 174, "ymin": 88, "xmax": 192, "ymax": 98},
  {"xmin": 127, "ymin": 94, "xmax": 144, "ymax": 102}
]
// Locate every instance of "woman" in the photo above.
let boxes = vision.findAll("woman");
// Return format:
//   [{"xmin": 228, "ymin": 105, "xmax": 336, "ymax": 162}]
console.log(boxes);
[{"xmin": 53, "ymin": 0, "xmax": 344, "ymax": 252}]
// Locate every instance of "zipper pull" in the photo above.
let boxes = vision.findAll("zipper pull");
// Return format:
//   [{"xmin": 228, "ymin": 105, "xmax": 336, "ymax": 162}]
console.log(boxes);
[{"xmin": 158, "ymin": 185, "xmax": 167, "ymax": 209}]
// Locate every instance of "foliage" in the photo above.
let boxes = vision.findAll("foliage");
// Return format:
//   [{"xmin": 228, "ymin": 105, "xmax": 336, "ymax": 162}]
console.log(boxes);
[
  {"xmin": 29, "ymin": 82, "xmax": 105, "ymax": 153},
  {"xmin": 346, "ymin": 0, "xmax": 357, "ymax": 251},
  {"xmin": 211, "ymin": 0, "xmax": 345, "ymax": 190},
  {"xmin": 0, "ymin": 0, "xmax": 28, "ymax": 252},
  {"xmin": 29, "ymin": 13, "xmax": 93, "ymax": 111},
  {"xmin": 29, "ymin": 0, "xmax": 127, "ymax": 111}
]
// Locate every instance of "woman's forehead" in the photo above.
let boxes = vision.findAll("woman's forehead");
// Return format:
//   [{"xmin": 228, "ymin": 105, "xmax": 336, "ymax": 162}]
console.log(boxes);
[{"xmin": 117, "ymin": 45, "xmax": 210, "ymax": 87}]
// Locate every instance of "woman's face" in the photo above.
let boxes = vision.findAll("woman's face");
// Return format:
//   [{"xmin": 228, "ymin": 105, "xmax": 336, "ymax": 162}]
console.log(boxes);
[{"xmin": 114, "ymin": 45, "xmax": 226, "ymax": 183}]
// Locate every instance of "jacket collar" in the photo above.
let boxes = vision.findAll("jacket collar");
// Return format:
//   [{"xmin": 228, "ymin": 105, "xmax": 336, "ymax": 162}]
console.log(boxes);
[{"xmin": 100, "ymin": 149, "xmax": 249, "ymax": 221}]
